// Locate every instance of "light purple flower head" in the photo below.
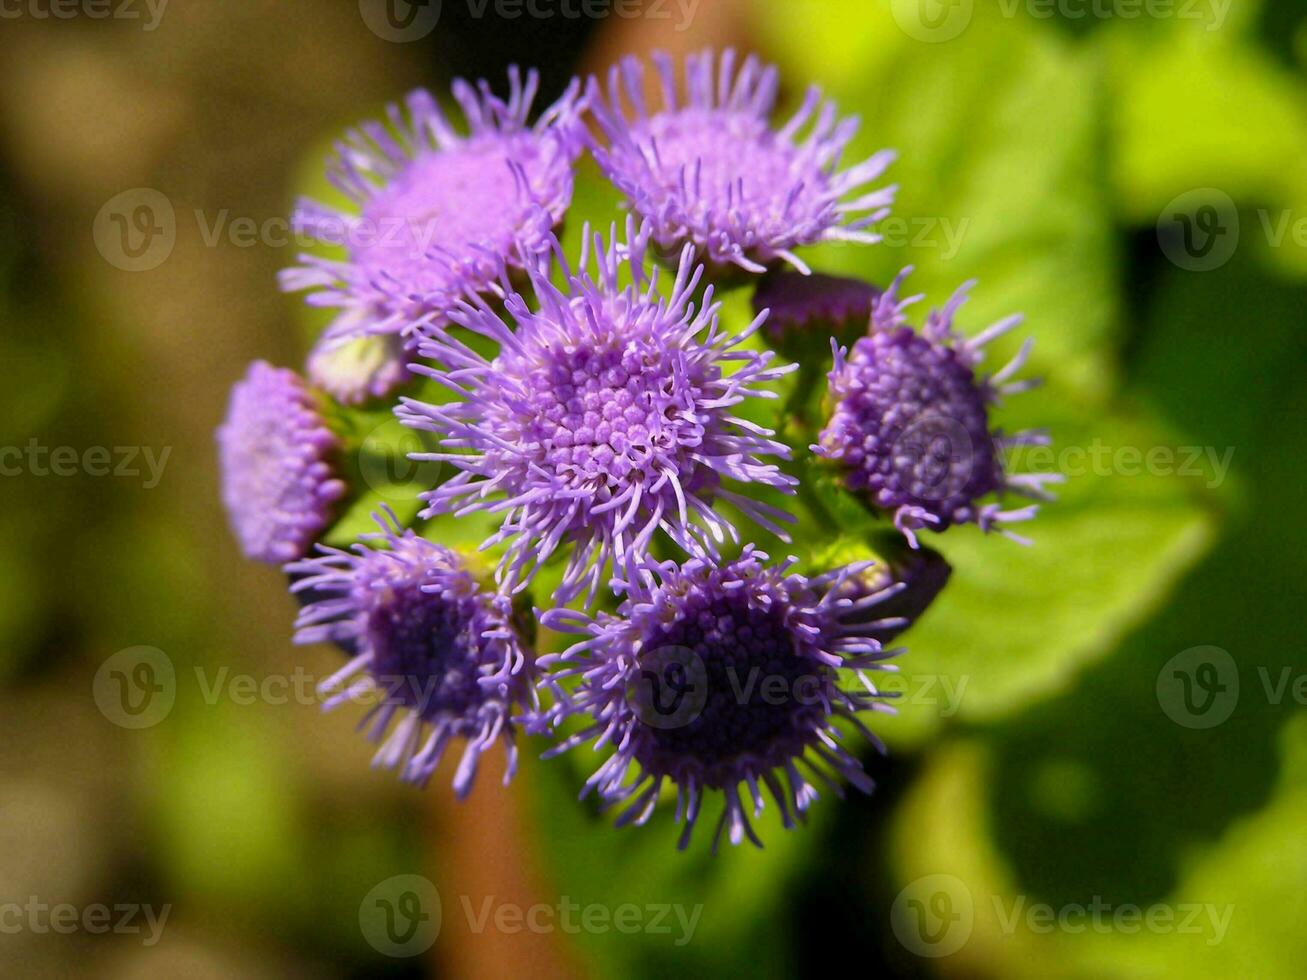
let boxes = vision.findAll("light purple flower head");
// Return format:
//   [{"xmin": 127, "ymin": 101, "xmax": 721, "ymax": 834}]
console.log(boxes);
[
  {"xmin": 539, "ymin": 548, "xmax": 903, "ymax": 850},
  {"xmin": 306, "ymin": 329, "xmax": 413, "ymax": 407},
  {"xmin": 588, "ymin": 49, "xmax": 896, "ymax": 276},
  {"xmin": 397, "ymin": 220, "xmax": 798, "ymax": 605},
  {"xmin": 281, "ymin": 68, "xmax": 584, "ymax": 343},
  {"xmin": 816, "ymin": 268, "xmax": 1061, "ymax": 546},
  {"xmin": 217, "ymin": 360, "xmax": 346, "ymax": 563},
  {"xmin": 287, "ymin": 510, "xmax": 532, "ymax": 796}
]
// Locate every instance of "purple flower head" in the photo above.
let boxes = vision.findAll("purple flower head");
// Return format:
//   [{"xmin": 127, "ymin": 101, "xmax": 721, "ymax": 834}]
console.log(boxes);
[
  {"xmin": 287, "ymin": 510, "xmax": 532, "ymax": 796},
  {"xmin": 217, "ymin": 360, "xmax": 347, "ymax": 563},
  {"xmin": 281, "ymin": 68, "xmax": 584, "ymax": 342},
  {"xmin": 816, "ymin": 268, "xmax": 1061, "ymax": 546},
  {"xmin": 752, "ymin": 268, "xmax": 882, "ymax": 348},
  {"xmin": 539, "ymin": 548, "xmax": 902, "ymax": 850},
  {"xmin": 833, "ymin": 543, "xmax": 952, "ymax": 646},
  {"xmin": 588, "ymin": 49, "xmax": 896, "ymax": 276},
  {"xmin": 397, "ymin": 220, "xmax": 798, "ymax": 606},
  {"xmin": 306, "ymin": 329, "xmax": 413, "ymax": 407}
]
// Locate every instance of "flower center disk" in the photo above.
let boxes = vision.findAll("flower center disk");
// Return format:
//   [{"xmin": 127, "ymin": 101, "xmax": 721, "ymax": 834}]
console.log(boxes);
[
  {"xmin": 366, "ymin": 582, "xmax": 490, "ymax": 724},
  {"xmin": 631, "ymin": 590, "xmax": 827, "ymax": 781}
]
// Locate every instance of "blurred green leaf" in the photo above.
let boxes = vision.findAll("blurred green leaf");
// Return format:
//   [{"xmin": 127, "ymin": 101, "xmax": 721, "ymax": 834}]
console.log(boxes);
[
  {"xmin": 151, "ymin": 700, "xmax": 312, "ymax": 921},
  {"xmin": 1102, "ymin": 25, "xmax": 1307, "ymax": 222},
  {"xmin": 889, "ymin": 716, "xmax": 1307, "ymax": 979}
]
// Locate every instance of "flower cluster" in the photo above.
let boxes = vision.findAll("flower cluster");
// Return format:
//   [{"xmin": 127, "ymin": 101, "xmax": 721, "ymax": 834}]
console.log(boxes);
[{"xmin": 217, "ymin": 50, "xmax": 1053, "ymax": 848}]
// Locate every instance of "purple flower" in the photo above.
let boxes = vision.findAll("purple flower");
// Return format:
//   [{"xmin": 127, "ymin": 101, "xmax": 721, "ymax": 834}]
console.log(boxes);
[
  {"xmin": 588, "ymin": 49, "xmax": 896, "ymax": 275},
  {"xmin": 306, "ymin": 330, "xmax": 412, "ymax": 407},
  {"xmin": 833, "ymin": 544, "xmax": 952, "ymax": 646},
  {"xmin": 539, "ymin": 548, "xmax": 902, "ymax": 850},
  {"xmin": 280, "ymin": 68, "xmax": 584, "ymax": 342},
  {"xmin": 752, "ymin": 268, "xmax": 882, "ymax": 349},
  {"xmin": 397, "ymin": 221, "xmax": 797, "ymax": 605},
  {"xmin": 217, "ymin": 361, "xmax": 347, "ymax": 563},
  {"xmin": 287, "ymin": 510, "xmax": 532, "ymax": 796},
  {"xmin": 817, "ymin": 268, "xmax": 1060, "ymax": 546}
]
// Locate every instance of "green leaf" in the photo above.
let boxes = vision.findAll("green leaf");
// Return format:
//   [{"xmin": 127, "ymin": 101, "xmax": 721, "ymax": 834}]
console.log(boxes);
[
  {"xmin": 1102, "ymin": 25, "xmax": 1307, "ymax": 222},
  {"xmin": 889, "ymin": 716, "xmax": 1307, "ymax": 979}
]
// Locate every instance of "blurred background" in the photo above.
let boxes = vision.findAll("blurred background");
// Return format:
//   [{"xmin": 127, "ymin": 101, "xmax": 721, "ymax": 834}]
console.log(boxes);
[{"xmin": 2, "ymin": 0, "xmax": 1305, "ymax": 976}]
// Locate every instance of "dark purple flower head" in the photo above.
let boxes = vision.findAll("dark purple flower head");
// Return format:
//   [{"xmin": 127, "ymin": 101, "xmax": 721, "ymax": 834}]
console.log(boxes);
[
  {"xmin": 539, "ymin": 548, "xmax": 902, "ymax": 850},
  {"xmin": 217, "ymin": 360, "xmax": 346, "ymax": 564},
  {"xmin": 816, "ymin": 268, "xmax": 1060, "ymax": 546},
  {"xmin": 833, "ymin": 543, "xmax": 952, "ymax": 646},
  {"xmin": 306, "ymin": 329, "xmax": 412, "ymax": 407},
  {"xmin": 287, "ymin": 510, "xmax": 532, "ymax": 796},
  {"xmin": 397, "ymin": 220, "xmax": 798, "ymax": 606},
  {"xmin": 281, "ymin": 68, "xmax": 584, "ymax": 342},
  {"xmin": 752, "ymin": 269, "xmax": 882, "ymax": 348},
  {"xmin": 588, "ymin": 49, "xmax": 896, "ymax": 275}
]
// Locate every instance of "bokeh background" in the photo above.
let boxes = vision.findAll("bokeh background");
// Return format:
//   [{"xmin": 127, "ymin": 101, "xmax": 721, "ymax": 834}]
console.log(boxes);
[{"xmin": 2, "ymin": 0, "xmax": 1305, "ymax": 976}]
